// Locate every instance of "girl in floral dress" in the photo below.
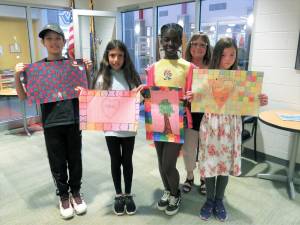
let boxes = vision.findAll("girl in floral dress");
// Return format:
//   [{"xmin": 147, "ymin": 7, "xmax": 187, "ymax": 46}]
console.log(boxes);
[{"xmin": 198, "ymin": 37, "xmax": 268, "ymax": 221}]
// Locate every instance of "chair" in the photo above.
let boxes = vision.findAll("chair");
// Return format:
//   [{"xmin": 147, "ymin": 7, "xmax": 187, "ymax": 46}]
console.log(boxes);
[{"xmin": 242, "ymin": 116, "xmax": 258, "ymax": 160}]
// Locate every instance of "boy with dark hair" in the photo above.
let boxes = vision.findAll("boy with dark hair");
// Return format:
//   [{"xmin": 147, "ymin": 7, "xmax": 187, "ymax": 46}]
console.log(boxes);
[{"xmin": 15, "ymin": 23, "xmax": 91, "ymax": 219}]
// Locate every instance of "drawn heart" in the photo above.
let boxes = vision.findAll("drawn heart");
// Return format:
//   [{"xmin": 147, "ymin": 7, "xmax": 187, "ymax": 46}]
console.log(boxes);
[
  {"xmin": 101, "ymin": 98, "xmax": 120, "ymax": 118},
  {"xmin": 211, "ymin": 79, "xmax": 234, "ymax": 108}
]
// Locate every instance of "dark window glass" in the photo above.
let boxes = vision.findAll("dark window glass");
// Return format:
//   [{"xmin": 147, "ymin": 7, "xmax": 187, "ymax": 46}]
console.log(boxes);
[{"xmin": 200, "ymin": 0, "xmax": 254, "ymax": 69}]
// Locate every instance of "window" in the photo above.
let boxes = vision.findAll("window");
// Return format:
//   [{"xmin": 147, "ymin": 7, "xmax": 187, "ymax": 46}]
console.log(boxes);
[
  {"xmin": 0, "ymin": 4, "xmax": 72, "ymax": 126},
  {"xmin": 122, "ymin": 9, "xmax": 153, "ymax": 83},
  {"xmin": 200, "ymin": 0, "xmax": 254, "ymax": 69},
  {"xmin": 157, "ymin": 2, "xmax": 196, "ymax": 59},
  {"xmin": 0, "ymin": 5, "xmax": 33, "ymax": 123}
]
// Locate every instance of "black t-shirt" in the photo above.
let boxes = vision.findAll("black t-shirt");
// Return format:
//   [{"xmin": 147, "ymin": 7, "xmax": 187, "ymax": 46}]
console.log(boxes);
[{"xmin": 39, "ymin": 58, "xmax": 79, "ymax": 128}]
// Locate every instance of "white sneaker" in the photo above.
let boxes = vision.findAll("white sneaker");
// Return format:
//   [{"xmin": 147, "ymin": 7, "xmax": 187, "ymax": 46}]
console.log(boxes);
[
  {"xmin": 157, "ymin": 190, "xmax": 170, "ymax": 210},
  {"xmin": 59, "ymin": 198, "xmax": 74, "ymax": 219},
  {"xmin": 165, "ymin": 194, "xmax": 181, "ymax": 216},
  {"xmin": 71, "ymin": 194, "xmax": 87, "ymax": 215}
]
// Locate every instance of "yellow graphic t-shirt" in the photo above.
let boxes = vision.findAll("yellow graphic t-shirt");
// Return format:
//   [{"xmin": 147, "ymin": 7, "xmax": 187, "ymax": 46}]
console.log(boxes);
[{"xmin": 154, "ymin": 58, "xmax": 192, "ymax": 90}]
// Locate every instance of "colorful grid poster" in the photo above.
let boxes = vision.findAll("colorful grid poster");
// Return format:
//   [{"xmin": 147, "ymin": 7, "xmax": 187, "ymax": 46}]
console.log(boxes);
[
  {"xmin": 144, "ymin": 86, "xmax": 184, "ymax": 143},
  {"xmin": 79, "ymin": 88, "xmax": 140, "ymax": 132},
  {"xmin": 191, "ymin": 69, "xmax": 264, "ymax": 116},
  {"xmin": 25, "ymin": 60, "xmax": 88, "ymax": 104}
]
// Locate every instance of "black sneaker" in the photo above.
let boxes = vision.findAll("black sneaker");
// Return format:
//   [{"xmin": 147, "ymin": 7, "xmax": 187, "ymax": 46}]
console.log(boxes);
[
  {"xmin": 124, "ymin": 195, "xmax": 136, "ymax": 215},
  {"xmin": 157, "ymin": 190, "xmax": 170, "ymax": 211},
  {"xmin": 165, "ymin": 191, "xmax": 181, "ymax": 216},
  {"xmin": 113, "ymin": 195, "xmax": 125, "ymax": 216}
]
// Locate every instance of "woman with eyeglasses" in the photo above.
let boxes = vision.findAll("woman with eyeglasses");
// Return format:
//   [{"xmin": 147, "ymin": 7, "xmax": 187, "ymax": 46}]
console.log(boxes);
[{"xmin": 181, "ymin": 32, "xmax": 212, "ymax": 195}]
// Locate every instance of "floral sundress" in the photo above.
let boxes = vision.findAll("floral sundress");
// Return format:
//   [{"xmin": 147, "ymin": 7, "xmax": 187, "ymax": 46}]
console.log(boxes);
[{"xmin": 199, "ymin": 113, "xmax": 242, "ymax": 178}]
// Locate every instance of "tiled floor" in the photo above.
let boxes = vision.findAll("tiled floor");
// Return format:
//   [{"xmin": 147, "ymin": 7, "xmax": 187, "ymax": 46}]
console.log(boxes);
[{"xmin": 1, "ymin": 123, "xmax": 300, "ymax": 225}]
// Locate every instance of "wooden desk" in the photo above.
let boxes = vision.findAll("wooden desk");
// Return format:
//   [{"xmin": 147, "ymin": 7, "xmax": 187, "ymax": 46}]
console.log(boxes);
[
  {"xmin": 257, "ymin": 109, "xmax": 300, "ymax": 199},
  {"xmin": 0, "ymin": 89, "xmax": 31, "ymax": 136}
]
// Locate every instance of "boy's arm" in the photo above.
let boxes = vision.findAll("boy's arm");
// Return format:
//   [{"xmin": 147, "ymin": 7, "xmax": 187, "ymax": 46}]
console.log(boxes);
[
  {"xmin": 83, "ymin": 58, "xmax": 92, "ymax": 88},
  {"xmin": 14, "ymin": 63, "xmax": 27, "ymax": 100}
]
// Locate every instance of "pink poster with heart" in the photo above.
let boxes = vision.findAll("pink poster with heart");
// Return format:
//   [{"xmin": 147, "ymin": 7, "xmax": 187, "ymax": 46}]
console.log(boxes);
[{"xmin": 79, "ymin": 89, "xmax": 140, "ymax": 131}]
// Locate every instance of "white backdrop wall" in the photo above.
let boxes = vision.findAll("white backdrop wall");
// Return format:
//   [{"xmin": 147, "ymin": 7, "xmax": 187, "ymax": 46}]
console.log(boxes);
[{"xmin": 248, "ymin": 0, "xmax": 300, "ymax": 162}]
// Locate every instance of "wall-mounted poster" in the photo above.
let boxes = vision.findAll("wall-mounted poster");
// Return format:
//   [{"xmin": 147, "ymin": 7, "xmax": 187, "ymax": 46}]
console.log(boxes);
[
  {"xmin": 144, "ymin": 86, "xmax": 184, "ymax": 143},
  {"xmin": 192, "ymin": 69, "xmax": 264, "ymax": 116},
  {"xmin": 79, "ymin": 88, "xmax": 140, "ymax": 132},
  {"xmin": 25, "ymin": 60, "xmax": 88, "ymax": 104}
]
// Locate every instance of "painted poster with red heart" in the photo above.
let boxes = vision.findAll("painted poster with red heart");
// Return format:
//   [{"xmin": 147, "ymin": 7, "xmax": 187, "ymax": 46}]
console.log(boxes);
[
  {"xmin": 191, "ymin": 69, "xmax": 264, "ymax": 116},
  {"xmin": 79, "ymin": 88, "xmax": 140, "ymax": 131},
  {"xmin": 24, "ymin": 60, "xmax": 88, "ymax": 104}
]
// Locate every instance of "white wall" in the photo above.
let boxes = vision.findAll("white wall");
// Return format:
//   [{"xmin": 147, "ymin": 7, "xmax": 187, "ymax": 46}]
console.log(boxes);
[{"xmin": 248, "ymin": 0, "xmax": 300, "ymax": 162}]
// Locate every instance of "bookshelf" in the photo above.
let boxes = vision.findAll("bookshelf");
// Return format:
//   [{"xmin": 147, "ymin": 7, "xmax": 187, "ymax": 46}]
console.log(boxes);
[{"xmin": 0, "ymin": 69, "xmax": 15, "ymax": 92}]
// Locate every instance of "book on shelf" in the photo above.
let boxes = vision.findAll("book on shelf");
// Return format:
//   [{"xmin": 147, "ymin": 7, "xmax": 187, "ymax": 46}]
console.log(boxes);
[{"xmin": 0, "ymin": 69, "xmax": 15, "ymax": 91}]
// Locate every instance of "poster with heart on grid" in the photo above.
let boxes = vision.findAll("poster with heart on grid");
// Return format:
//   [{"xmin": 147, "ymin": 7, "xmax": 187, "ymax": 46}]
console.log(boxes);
[
  {"xmin": 191, "ymin": 69, "xmax": 264, "ymax": 116},
  {"xmin": 79, "ymin": 88, "xmax": 140, "ymax": 131}
]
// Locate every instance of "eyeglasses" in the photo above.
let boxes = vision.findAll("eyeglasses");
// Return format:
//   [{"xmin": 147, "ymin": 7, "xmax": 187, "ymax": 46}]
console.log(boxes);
[{"xmin": 191, "ymin": 42, "xmax": 207, "ymax": 48}]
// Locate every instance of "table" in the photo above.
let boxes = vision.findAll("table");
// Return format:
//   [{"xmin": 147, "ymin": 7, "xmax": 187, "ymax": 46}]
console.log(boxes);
[
  {"xmin": 0, "ymin": 88, "xmax": 31, "ymax": 136},
  {"xmin": 257, "ymin": 109, "xmax": 300, "ymax": 199}
]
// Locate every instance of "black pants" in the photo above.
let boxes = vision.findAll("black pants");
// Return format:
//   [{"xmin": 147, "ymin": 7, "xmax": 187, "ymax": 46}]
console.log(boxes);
[
  {"xmin": 105, "ymin": 136, "xmax": 135, "ymax": 195},
  {"xmin": 154, "ymin": 141, "xmax": 182, "ymax": 196},
  {"xmin": 205, "ymin": 176, "xmax": 229, "ymax": 201},
  {"xmin": 44, "ymin": 124, "xmax": 82, "ymax": 198}
]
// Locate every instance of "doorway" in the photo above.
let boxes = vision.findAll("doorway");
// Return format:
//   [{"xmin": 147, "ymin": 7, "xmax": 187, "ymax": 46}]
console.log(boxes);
[{"xmin": 73, "ymin": 9, "xmax": 119, "ymax": 74}]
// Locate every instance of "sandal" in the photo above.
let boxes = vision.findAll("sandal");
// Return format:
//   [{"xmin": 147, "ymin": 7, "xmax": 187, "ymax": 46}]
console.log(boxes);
[
  {"xmin": 182, "ymin": 178, "xmax": 194, "ymax": 193},
  {"xmin": 200, "ymin": 179, "xmax": 206, "ymax": 195}
]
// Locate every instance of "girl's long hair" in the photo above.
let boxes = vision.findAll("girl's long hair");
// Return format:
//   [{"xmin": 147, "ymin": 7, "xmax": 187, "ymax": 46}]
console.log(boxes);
[
  {"xmin": 210, "ymin": 37, "xmax": 238, "ymax": 70},
  {"xmin": 93, "ymin": 40, "xmax": 141, "ymax": 90},
  {"xmin": 185, "ymin": 32, "xmax": 212, "ymax": 66}
]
